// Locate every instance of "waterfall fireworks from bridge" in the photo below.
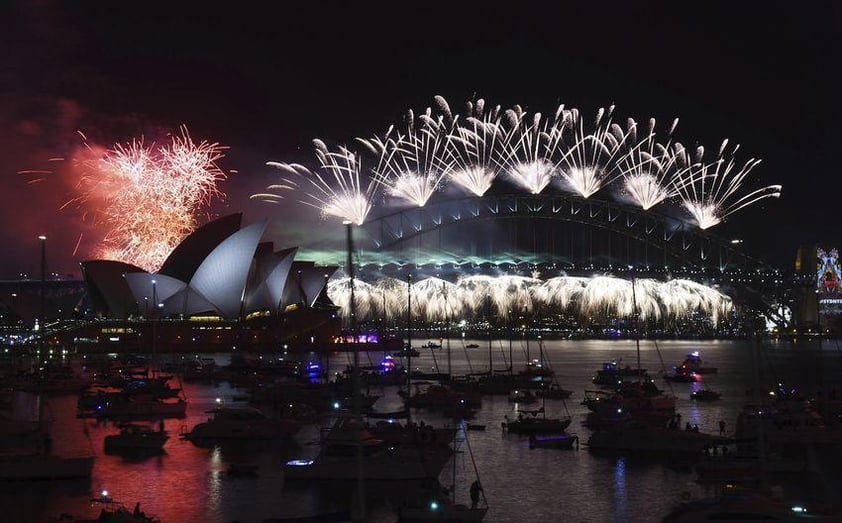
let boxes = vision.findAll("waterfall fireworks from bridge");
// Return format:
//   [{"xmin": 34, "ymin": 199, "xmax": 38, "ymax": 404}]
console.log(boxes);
[{"xmin": 255, "ymin": 96, "xmax": 782, "ymax": 323}]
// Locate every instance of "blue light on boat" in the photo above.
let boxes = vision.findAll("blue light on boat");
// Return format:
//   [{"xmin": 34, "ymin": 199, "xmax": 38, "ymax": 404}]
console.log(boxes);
[
  {"xmin": 286, "ymin": 459, "xmax": 314, "ymax": 466},
  {"xmin": 429, "ymin": 501, "xmax": 439, "ymax": 510},
  {"xmin": 791, "ymin": 506, "xmax": 806, "ymax": 513}
]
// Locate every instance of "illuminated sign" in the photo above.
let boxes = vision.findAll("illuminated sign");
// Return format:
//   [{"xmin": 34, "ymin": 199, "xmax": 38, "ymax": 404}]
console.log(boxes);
[{"xmin": 817, "ymin": 247, "xmax": 842, "ymax": 315}]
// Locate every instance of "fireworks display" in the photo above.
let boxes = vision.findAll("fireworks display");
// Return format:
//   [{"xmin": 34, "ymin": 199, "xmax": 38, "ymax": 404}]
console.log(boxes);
[
  {"xmin": 260, "ymin": 95, "xmax": 781, "ymax": 230},
  {"xmin": 673, "ymin": 140, "xmax": 781, "ymax": 229},
  {"xmin": 359, "ymin": 103, "xmax": 453, "ymax": 207},
  {"xmin": 264, "ymin": 140, "xmax": 377, "ymax": 226},
  {"xmin": 74, "ymin": 127, "xmax": 226, "ymax": 272},
  {"xmin": 327, "ymin": 274, "xmax": 732, "ymax": 325},
  {"xmin": 614, "ymin": 118, "xmax": 686, "ymax": 210}
]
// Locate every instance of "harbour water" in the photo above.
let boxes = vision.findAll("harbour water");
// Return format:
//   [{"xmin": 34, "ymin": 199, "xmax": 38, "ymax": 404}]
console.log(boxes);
[{"xmin": 6, "ymin": 338, "xmax": 842, "ymax": 522}]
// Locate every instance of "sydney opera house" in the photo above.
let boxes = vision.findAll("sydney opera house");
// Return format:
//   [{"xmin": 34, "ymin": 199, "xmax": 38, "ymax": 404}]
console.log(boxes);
[{"xmin": 67, "ymin": 213, "xmax": 342, "ymax": 353}]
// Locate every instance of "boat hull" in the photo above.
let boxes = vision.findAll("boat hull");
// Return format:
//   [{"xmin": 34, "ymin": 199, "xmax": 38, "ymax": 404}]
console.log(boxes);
[
  {"xmin": 0, "ymin": 455, "xmax": 94, "ymax": 480},
  {"xmin": 284, "ymin": 448, "xmax": 452, "ymax": 481}
]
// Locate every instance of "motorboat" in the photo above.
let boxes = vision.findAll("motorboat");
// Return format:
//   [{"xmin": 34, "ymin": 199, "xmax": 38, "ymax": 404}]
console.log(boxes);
[
  {"xmin": 398, "ymin": 502, "xmax": 487, "ymax": 522},
  {"xmin": 528, "ymin": 432, "xmax": 579, "ymax": 450},
  {"xmin": 662, "ymin": 485, "xmax": 837, "ymax": 521},
  {"xmin": 104, "ymin": 423, "xmax": 169, "ymax": 452},
  {"xmin": 94, "ymin": 395, "xmax": 187, "ymax": 419},
  {"xmin": 421, "ymin": 341, "xmax": 442, "ymax": 349},
  {"xmin": 592, "ymin": 359, "xmax": 646, "ymax": 386},
  {"xmin": 691, "ymin": 389, "xmax": 722, "ymax": 401},
  {"xmin": 535, "ymin": 382, "xmax": 573, "ymax": 399},
  {"xmin": 183, "ymin": 406, "xmax": 301, "ymax": 440},
  {"xmin": 57, "ymin": 494, "xmax": 161, "ymax": 522},
  {"xmin": 587, "ymin": 421, "xmax": 727, "ymax": 454},
  {"xmin": 284, "ymin": 418, "xmax": 452, "ymax": 481},
  {"xmin": 503, "ymin": 409, "xmax": 572, "ymax": 435},
  {"xmin": 664, "ymin": 372, "xmax": 702, "ymax": 383},
  {"xmin": 508, "ymin": 389, "xmax": 538, "ymax": 404},
  {"xmin": 675, "ymin": 351, "xmax": 718, "ymax": 375},
  {"xmin": 465, "ymin": 343, "xmax": 480, "ymax": 349}
]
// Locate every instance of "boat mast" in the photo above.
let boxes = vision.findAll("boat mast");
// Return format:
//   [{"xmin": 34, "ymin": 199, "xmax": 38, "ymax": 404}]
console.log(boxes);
[
  {"xmin": 345, "ymin": 221, "xmax": 365, "ymax": 521},
  {"xmin": 631, "ymin": 275, "xmax": 641, "ymax": 381},
  {"xmin": 443, "ymin": 283, "xmax": 451, "ymax": 380},
  {"xmin": 406, "ymin": 273, "xmax": 412, "ymax": 422}
]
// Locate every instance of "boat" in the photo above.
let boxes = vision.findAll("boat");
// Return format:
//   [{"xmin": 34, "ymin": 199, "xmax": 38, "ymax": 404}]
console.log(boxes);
[
  {"xmin": 690, "ymin": 389, "xmax": 722, "ymax": 401},
  {"xmin": 94, "ymin": 395, "xmax": 187, "ymax": 419},
  {"xmin": 0, "ymin": 453, "xmax": 94, "ymax": 480},
  {"xmin": 0, "ymin": 392, "xmax": 95, "ymax": 481},
  {"xmin": 664, "ymin": 371, "xmax": 701, "ymax": 383},
  {"xmin": 587, "ymin": 421, "xmax": 727, "ymax": 454},
  {"xmin": 53, "ymin": 494, "xmax": 161, "ymax": 522},
  {"xmin": 528, "ymin": 432, "xmax": 579, "ymax": 450},
  {"xmin": 397, "ymin": 422, "xmax": 488, "ymax": 522},
  {"xmin": 503, "ymin": 408, "xmax": 572, "ymax": 435},
  {"xmin": 662, "ymin": 485, "xmax": 838, "ymax": 521},
  {"xmin": 675, "ymin": 351, "xmax": 718, "ymax": 375},
  {"xmin": 535, "ymin": 382, "xmax": 573, "ymax": 399},
  {"xmin": 422, "ymin": 341, "xmax": 442, "ymax": 349},
  {"xmin": 507, "ymin": 389, "xmax": 537, "ymax": 404},
  {"xmin": 465, "ymin": 343, "xmax": 480, "ymax": 349},
  {"xmin": 592, "ymin": 359, "xmax": 647, "ymax": 386},
  {"xmin": 104, "ymin": 423, "xmax": 168, "ymax": 452},
  {"xmin": 283, "ymin": 417, "xmax": 453, "ymax": 481},
  {"xmin": 394, "ymin": 348, "xmax": 421, "ymax": 358},
  {"xmin": 183, "ymin": 406, "xmax": 301, "ymax": 440},
  {"xmin": 398, "ymin": 502, "xmax": 488, "ymax": 522}
]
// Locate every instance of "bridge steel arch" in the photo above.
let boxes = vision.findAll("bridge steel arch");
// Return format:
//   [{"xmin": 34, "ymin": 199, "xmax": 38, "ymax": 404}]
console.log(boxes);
[
  {"xmin": 360, "ymin": 193, "xmax": 790, "ymax": 328},
  {"xmin": 360, "ymin": 193, "xmax": 778, "ymax": 273}
]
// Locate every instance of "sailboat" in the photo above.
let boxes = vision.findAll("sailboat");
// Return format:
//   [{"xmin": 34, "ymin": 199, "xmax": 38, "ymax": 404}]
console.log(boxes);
[
  {"xmin": 0, "ymin": 392, "xmax": 94, "ymax": 480},
  {"xmin": 397, "ymin": 423, "xmax": 488, "ymax": 522}
]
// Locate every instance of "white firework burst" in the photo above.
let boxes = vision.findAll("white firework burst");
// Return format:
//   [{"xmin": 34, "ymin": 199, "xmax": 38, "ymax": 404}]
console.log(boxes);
[
  {"xmin": 266, "ymin": 140, "xmax": 377, "ymax": 225},
  {"xmin": 673, "ymin": 139, "xmax": 781, "ymax": 229},
  {"xmin": 615, "ymin": 117, "xmax": 687, "ymax": 210},
  {"xmin": 553, "ymin": 106, "xmax": 632, "ymax": 198},
  {"xmin": 445, "ymin": 97, "xmax": 509, "ymax": 196},
  {"xmin": 359, "ymin": 104, "xmax": 453, "ymax": 207}
]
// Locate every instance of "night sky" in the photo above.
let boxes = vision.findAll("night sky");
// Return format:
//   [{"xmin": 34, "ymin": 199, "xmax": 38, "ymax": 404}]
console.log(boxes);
[{"xmin": 1, "ymin": 1, "xmax": 838, "ymax": 278}]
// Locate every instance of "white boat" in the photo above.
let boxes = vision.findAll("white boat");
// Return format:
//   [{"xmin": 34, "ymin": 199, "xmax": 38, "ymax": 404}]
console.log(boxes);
[
  {"xmin": 183, "ymin": 406, "xmax": 301, "ymax": 440},
  {"xmin": 284, "ymin": 418, "xmax": 452, "ymax": 481},
  {"xmin": 0, "ymin": 453, "xmax": 94, "ymax": 480}
]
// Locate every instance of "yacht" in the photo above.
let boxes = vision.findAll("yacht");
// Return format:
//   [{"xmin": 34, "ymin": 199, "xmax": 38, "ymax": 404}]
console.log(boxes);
[
  {"xmin": 284, "ymin": 418, "xmax": 452, "ymax": 481},
  {"xmin": 104, "ymin": 423, "xmax": 169, "ymax": 452},
  {"xmin": 587, "ymin": 421, "xmax": 726, "ymax": 454},
  {"xmin": 183, "ymin": 406, "xmax": 301, "ymax": 440},
  {"xmin": 675, "ymin": 351, "xmax": 718, "ymax": 375},
  {"xmin": 503, "ymin": 409, "xmax": 572, "ymax": 435}
]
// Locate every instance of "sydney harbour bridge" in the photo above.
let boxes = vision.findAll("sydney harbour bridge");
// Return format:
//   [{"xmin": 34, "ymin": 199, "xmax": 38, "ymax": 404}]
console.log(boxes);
[{"xmin": 340, "ymin": 190, "xmax": 796, "ymax": 333}]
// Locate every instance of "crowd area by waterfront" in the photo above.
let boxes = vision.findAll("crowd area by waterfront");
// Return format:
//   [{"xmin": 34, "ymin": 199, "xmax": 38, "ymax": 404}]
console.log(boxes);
[{"xmin": 1, "ymin": 338, "xmax": 841, "ymax": 522}]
